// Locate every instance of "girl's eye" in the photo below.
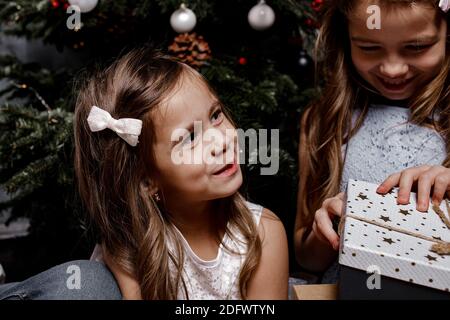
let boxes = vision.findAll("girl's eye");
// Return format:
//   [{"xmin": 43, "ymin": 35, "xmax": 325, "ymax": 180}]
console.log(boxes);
[
  {"xmin": 358, "ymin": 46, "xmax": 381, "ymax": 52},
  {"xmin": 211, "ymin": 109, "xmax": 223, "ymax": 124},
  {"xmin": 405, "ymin": 44, "xmax": 432, "ymax": 52}
]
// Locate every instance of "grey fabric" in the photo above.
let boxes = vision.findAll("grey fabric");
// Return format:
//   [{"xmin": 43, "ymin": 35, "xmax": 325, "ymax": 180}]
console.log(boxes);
[{"xmin": 0, "ymin": 260, "xmax": 122, "ymax": 300}]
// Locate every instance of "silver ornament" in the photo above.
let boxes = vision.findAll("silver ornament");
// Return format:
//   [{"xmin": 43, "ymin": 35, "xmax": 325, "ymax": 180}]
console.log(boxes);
[
  {"xmin": 248, "ymin": 0, "xmax": 275, "ymax": 31},
  {"xmin": 170, "ymin": 3, "xmax": 197, "ymax": 33},
  {"xmin": 68, "ymin": 0, "xmax": 98, "ymax": 13}
]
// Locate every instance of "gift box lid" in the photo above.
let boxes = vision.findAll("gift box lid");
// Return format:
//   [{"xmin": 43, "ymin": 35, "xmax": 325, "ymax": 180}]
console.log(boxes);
[{"xmin": 339, "ymin": 179, "xmax": 450, "ymax": 292}]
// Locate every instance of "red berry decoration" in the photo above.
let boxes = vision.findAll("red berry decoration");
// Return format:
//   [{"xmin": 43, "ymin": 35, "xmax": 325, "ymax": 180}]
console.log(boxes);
[
  {"xmin": 311, "ymin": 0, "xmax": 324, "ymax": 12},
  {"xmin": 305, "ymin": 17, "xmax": 320, "ymax": 29},
  {"xmin": 238, "ymin": 57, "xmax": 247, "ymax": 65},
  {"xmin": 51, "ymin": 0, "xmax": 60, "ymax": 8}
]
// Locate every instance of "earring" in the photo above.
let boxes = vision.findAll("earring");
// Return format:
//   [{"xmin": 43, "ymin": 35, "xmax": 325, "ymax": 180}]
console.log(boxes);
[{"xmin": 153, "ymin": 192, "xmax": 161, "ymax": 202}]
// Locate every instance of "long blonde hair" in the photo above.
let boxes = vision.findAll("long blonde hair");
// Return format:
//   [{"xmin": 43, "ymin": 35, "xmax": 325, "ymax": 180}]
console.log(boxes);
[
  {"xmin": 73, "ymin": 48, "xmax": 261, "ymax": 299},
  {"xmin": 298, "ymin": 0, "xmax": 450, "ymax": 227}
]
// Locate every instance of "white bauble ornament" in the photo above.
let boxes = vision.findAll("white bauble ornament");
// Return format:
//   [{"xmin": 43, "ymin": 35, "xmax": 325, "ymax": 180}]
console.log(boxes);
[
  {"xmin": 68, "ymin": 0, "xmax": 98, "ymax": 13},
  {"xmin": 170, "ymin": 3, "xmax": 197, "ymax": 33},
  {"xmin": 248, "ymin": 0, "xmax": 275, "ymax": 31}
]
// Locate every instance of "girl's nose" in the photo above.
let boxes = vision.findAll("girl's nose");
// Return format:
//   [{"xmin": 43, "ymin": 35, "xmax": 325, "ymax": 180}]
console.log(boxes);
[
  {"xmin": 208, "ymin": 128, "xmax": 234, "ymax": 157},
  {"xmin": 379, "ymin": 59, "xmax": 409, "ymax": 79},
  {"xmin": 210, "ymin": 131, "xmax": 228, "ymax": 157}
]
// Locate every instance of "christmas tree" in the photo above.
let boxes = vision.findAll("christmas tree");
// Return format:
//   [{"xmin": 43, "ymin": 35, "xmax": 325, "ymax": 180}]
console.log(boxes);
[{"xmin": 0, "ymin": 0, "xmax": 322, "ymax": 278}]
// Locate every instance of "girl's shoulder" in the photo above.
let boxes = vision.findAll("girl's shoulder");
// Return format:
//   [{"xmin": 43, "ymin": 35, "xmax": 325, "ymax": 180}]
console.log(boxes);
[
  {"xmin": 244, "ymin": 201, "xmax": 264, "ymax": 225},
  {"xmin": 244, "ymin": 201, "xmax": 284, "ymax": 232}
]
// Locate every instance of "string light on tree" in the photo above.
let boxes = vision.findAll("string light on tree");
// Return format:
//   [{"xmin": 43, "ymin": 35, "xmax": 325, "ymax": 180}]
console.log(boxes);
[
  {"xmin": 297, "ymin": 50, "xmax": 312, "ymax": 69},
  {"xmin": 68, "ymin": 0, "xmax": 98, "ymax": 13},
  {"xmin": 248, "ymin": 0, "xmax": 275, "ymax": 31},
  {"xmin": 170, "ymin": 3, "xmax": 197, "ymax": 33},
  {"xmin": 298, "ymin": 50, "xmax": 309, "ymax": 67}
]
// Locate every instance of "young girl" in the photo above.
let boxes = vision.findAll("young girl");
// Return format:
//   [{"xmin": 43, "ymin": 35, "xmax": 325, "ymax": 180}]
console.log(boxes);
[
  {"xmin": 295, "ymin": 0, "xmax": 449, "ymax": 283},
  {"xmin": 74, "ymin": 48, "xmax": 288, "ymax": 299}
]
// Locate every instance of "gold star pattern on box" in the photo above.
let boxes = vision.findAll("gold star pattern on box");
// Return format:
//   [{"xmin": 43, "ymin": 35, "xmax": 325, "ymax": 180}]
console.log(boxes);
[
  {"xmin": 339, "ymin": 179, "xmax": 450, "ymax": 293},
  {"xmin": 357, "ymin": 192, "xmax": 369, "ymax": 200},
  {"xmin": 399, "ymin": 209, "xmax": 411, "ymax": 216}
]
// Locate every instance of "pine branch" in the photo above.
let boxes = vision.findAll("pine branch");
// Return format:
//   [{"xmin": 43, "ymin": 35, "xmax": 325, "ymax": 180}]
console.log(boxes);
[
  {"xmin": 3, "ymin": 154, "xmax": 58, "ymax": 194},
  {"xmin": 0, "ymin": 55, "xmax": 71, "ymax": 110}
]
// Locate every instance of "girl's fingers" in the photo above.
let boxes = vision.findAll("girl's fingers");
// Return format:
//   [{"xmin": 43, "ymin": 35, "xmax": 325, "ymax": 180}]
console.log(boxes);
[
  {"xmin": 336, "ymin": 192, "xmax": 345, "ymax": 200},
  {"xmin": 378, "ymin": 166, "xmax": 432, "ymax": 205},
  {"xmin": 323, "ymin": 196, "xmax": 344, "ymax": 218},
  {"xmin": 312, "ymin": 220, "xmax": 326, "ymax": 244},
  {"xmin": 377, "ymin": 172, "xmax": 401, "ymax": 194},
  {"xmin": 417, "ymin": 173, "xmax": 433, "ymax": 212},
  {"xmin": 432, "ymin": 174, "xmax": 448, "ymax": 206},
  {"xmin": 397, "ymin": 170, "xmax": 417, "ymax": 205},
  {"xmin": 428, "ymin": 167, "xmax": 450, "ymax": 206},
  {"xmin": 376, "ymin": 166, "xmax": 450, "ymax": 211},
  {"xmin": 416, "ymin": 166, "xmax": 445, "ymax": 212},
  {"xmin": 314, "ymin": 208, "xmax": 340, "ymax": 250}
]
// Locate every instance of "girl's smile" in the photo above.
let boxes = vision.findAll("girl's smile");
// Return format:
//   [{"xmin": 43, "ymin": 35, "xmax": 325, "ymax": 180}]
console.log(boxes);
[
  {"xmin": 375, "ymin": 75, "xmax": 417, "ymax": 93},
  {"xmin": 349, "ymin": 1, "xmax": 447, "ymax": 100},
  {"xmin": 211, "ymin": 159, "xmax": 239, "ymax": 178}
]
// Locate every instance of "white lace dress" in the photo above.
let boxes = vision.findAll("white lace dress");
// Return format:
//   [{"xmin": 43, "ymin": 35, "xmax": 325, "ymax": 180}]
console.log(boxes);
[
  {"xmin": 169, "ymin": 201, "xmax": 263, "ymax": 300},
  {"xmin": 322, "ymin": 104, "xmax": 447, "ymax": 283},
  {"xmin": 90, "ymin": 201, "xmax": 263, "ymax": 299}
]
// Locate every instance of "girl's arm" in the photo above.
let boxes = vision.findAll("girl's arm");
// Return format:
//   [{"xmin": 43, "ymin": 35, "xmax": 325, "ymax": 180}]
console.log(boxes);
[
  {"xmin": 294, "ymin": 217, "xmax": 339, "ymax": 272},
  {"xmin": 246, "ymin": 208, "xmax": 289, "ymax": 300},
  {"xmin": 102, "ymin": 245, "xmax": 143, "ymax": 300},
  {"xmin": 294, "ymin": 194, "xmax": 344, "ymax": 272}
]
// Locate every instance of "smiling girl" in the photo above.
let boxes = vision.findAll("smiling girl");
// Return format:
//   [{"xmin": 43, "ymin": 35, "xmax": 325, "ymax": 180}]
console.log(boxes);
[
  {"xmin": 295, "ymin": 0, "xmax": 449, "ymax": 282},
  {"xmin": 76, "ymin": 48, "xmax": 289, "ymax": 299}
]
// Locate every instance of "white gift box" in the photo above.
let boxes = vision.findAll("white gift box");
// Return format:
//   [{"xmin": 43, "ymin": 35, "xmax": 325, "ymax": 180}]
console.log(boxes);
[{"xmin": 339, "ymin": 179, "xmax": 450, "ymax": 293}]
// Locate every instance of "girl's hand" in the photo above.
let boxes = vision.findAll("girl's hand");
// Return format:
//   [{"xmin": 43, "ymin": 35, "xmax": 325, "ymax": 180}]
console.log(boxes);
[
  {"xmin": 377, "ymin": 165, "xmax": 450, "ymax": 212},
  {"xmin": 312, "ymin": 192, "xmax": 345, "ymax": 251}
]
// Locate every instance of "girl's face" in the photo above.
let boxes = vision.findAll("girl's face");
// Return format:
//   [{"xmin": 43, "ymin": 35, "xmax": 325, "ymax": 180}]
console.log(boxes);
[
  {"xmin": 348, "ymin": 2, "xmax": 447, "ymax": 100},
  {"xmin": 151, "ymin": 72, "xmax": 242, "ymax": 206}
]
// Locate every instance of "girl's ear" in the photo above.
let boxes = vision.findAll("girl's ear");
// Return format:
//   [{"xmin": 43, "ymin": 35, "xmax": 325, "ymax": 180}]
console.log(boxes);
[
  {"xmin": 143, "ymin": 178, "xmax": 159, "ymax": 195},
  {"xmin": 145, "ymin": 179, "xmax": 162, "ymax": 204}
]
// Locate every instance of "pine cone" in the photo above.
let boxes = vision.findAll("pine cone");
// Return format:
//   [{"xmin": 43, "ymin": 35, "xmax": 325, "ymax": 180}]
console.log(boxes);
[{"xmin": 168, "ymin": 33, "xmax": 212, "ymax": 69}]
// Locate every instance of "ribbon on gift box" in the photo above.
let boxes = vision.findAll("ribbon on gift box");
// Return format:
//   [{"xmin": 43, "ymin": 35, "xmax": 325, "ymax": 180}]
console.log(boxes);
[
  {"xmin": 338, "ymin": 199, "xmax": 450, "ymax": 255},
  {"xmin": 431, "ymin": 203, "xmax": 450, "ymax": 254}
]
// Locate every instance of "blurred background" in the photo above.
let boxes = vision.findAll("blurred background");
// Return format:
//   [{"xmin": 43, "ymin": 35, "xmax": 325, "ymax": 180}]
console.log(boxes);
[{"xmin": 0, "ymin": 0, "xmax": 322, "ymax": 283}]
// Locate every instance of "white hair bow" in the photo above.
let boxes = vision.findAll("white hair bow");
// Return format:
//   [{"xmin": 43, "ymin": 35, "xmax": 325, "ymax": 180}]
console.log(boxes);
[
  {"xmin": 87, "ymin": 106, "xmax": 143, "ymax": 147},
  {"xmin": 440, "ymin": 0, "xmax": 450, "ymax": 12}
]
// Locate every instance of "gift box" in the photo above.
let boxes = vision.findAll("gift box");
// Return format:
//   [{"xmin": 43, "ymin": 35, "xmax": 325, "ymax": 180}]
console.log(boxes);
[{"xmin": 338, "ymin": 179, "xmax": 450, "ymax": 299}]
